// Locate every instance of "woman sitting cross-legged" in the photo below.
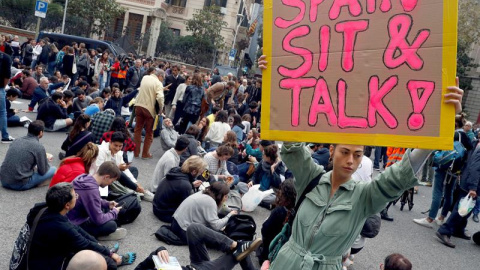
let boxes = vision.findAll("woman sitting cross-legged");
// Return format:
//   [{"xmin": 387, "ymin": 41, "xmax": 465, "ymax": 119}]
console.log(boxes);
[
  {"xmin": 152, "ymin": 155, "xmax": 207, "ymax": 223},
  {"xmin": 61, "ymin": 114, "xmax": 93, "ymax": 158}
]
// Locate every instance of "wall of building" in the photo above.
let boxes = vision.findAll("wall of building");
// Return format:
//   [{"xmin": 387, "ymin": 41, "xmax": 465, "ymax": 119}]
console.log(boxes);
[{"xmin": 462, "ymin": 76, "xmax": 480, "ymax": 123}]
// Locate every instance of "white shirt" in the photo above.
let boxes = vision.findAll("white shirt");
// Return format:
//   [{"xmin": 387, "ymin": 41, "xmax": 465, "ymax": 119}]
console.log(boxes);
[{"xmin": 352, "ymin": 156, "xmax": 373, "ymax": 183}]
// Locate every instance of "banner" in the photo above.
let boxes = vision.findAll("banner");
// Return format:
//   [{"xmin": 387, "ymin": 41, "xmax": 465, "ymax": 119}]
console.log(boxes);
[{"xmin": 261, "ymin": 0, "xmax": 458, "ymax": 150}]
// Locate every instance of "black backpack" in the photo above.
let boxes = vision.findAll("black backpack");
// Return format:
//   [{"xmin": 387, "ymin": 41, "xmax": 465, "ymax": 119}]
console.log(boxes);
[
  {"xmin": 224, "ymin": 214, "xmax": 256, "ymax": 241},
  {"xmin": 115, "ymin": 193, "xmax": 141, "ymax": 225}
]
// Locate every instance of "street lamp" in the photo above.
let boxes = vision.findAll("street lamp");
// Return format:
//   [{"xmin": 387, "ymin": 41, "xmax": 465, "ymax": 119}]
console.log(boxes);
[
  {"xmin": 229, "ymin": 13, "xmax": 245, "ymax": 67},
  {"xmin": 61, "ymin": 0, "xmax": 69, "ymax": 34}
]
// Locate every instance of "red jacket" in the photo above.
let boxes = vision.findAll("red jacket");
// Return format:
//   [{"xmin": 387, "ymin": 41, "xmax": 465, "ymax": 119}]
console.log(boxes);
[{"xmin": 49, "ymin": 157, "xmax": 86, "ymax": 187}]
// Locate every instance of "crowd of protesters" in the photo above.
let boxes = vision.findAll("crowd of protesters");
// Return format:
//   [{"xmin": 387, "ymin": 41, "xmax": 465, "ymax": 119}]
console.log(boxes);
[{"xmin": 0, "ymin": 34, "xmax": 478, "ymax": 270}]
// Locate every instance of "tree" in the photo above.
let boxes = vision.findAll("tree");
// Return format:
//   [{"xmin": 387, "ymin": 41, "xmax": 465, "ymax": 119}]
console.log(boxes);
[
  {"xmin": 457, "ymin": 0, "xmax": 480, "ymax": 89},
  {"xmin": 185, "ymin": 5, "xmax": 227, "ymax": 50},
  {"xmin": 67, "ymin": 0, "xmax": 124, "ymax": 37},
  {"xmin": 0, "ymin": 0, "xmax": 62, "ymax": 30},
  {"xmin": 156, "ymin": 22, "xmax": 177, "ymax": 55}
]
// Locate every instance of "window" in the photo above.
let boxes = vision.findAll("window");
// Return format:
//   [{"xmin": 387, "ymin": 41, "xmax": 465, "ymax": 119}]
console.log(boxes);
[
  {"xmin": 205, "ymin": 0, "xmax": 227, "ymax": 8},
  {"xmin": 170, "ymin": 28, "xmax": 181, "ymax": 36},
  {"xmin": 169, "ymin": 0, "xmax": 187, "ymax": 7}
]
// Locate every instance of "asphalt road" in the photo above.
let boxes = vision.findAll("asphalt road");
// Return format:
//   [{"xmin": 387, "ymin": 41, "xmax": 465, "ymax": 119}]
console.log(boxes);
[{"xmin": 0, "ymin": 98, "xmax": 479, "ymax": 270}]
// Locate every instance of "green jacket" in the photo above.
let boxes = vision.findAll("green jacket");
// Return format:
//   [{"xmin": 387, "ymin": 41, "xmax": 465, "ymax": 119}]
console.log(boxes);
[{"xmin": 270, "ymin": 143, "xmax": 418, "ymax": 270}]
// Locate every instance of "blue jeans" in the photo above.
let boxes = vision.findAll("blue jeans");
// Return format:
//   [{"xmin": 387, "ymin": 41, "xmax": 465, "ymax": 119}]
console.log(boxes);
[
  {"xmin": 48, "ymin": 61, "xmax": 56, "ymax": 75},
  {"xmin": 7, "ymin": 115, "xmax": 22, "ymax": 127},
  {"xmin": 2, "ymin": 167, "xmax": 56, "ymax": 191},
  {"xmin": 0, "ymin": 88, "xmax": 10, "ymax": 140},
  {"xmin": 373, "ymin": 147, "xmax": 387, "ymax": 169},
  {"xmin": 473, "ymin": 198, "xmax": 480, "ymax": 215},
  {"xmin": 429, "ymin": 169, "xmax": 455, "ymax": 220},
  {"xmin": 28, "ymin": 88, "xmax": 48, "ymax": 109},
  {"xmin": 438, "ymin": 189, "xmax": 471, "ymax": 236},
  {"xmin": 99, "ymin": 74, "xmax": 106, "ymax": 90}
]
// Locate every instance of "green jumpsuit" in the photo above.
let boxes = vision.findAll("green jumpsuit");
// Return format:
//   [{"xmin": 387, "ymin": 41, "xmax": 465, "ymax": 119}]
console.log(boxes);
[{"xmin": 270, "ymin": 143, "xmax": 419, "ymax": 270}]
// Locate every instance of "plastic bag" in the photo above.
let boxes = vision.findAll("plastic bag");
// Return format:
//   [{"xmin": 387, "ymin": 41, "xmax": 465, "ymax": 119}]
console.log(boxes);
[
  {"xmin": 241, "ymin": 185, "xmax": 274, "ymax": 212},
  {"xmin": 458, "ymin": 196, "xmax": 475, "ymax": 217}
]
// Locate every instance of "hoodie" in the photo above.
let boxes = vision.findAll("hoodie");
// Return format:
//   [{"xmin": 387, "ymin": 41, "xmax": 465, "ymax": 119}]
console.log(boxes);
[
  {"xmin": 312, "ymin": 148, "xmax": 330, "ymax": 168},
  {"xmin": 25, "ymin": 203, "xmax": 110, "ymax": 270},
  {"xmin": 160, "ymin": 123, "xmax": 178, "ymax": 153},
  {"xmin": 152, "ymin": 167, "xmax": 194, "ymax": 223},
  {"xmin": 67, "ymin": 174, "xmax": 118, "ymax": 226}
]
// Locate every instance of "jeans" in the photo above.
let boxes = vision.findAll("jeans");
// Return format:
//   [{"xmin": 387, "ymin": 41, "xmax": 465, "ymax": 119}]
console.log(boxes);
[
  {"xmin": 373, "ymin": 147, "xmax": 387, "ymax": 169},
  {"xmin": 421, "ymin": 155, "xmax": 434, "ymax": 182},
  {"xmin": 48, "ymin": 61, "xmax": 56, "ymax": 75},
  {"xmin": 28, "ymin": 87, "xmax": 48, "ymax": 110},
  {"xmin": 80, "ymin": 218, "xmax": 117, "ymax": 238},
  {"xmin": 99, "ymin": 74, "xmax": 106, "ymax": 90},
  {"xmin": 187, "ymin": 223, "xmax": 255, "ymax": 270},
  {"xmin": 0, "ymin": 88, "xmax": 10, "ymax": 140},
  {"xmin": 7, "ymin": 115, "xmax": 22, "ymax": 127},
  {"xmin": 438, "ymin": 189, "xmax": 472, "ymax": 236},
  {"xmin": 2, "ymin": 166, "xmax": 56, "ymax": 191},
  {"xmin": 171, "ymin": 218, "xmax": 188, "ymax": 245},
  {"xmin": 429, "ymin": 169, "xmax": 455, "ymax": 220},
  {"xmin": 133, "ymin": 107, "xmax": 154, "ymax": 157},
  {"xmin": 237, "ymin": 163, "xmax": 251, "ymax": 183},
  {"xmin": 473, "ymin": 198, "xmax": 480, "ymax": 216}
]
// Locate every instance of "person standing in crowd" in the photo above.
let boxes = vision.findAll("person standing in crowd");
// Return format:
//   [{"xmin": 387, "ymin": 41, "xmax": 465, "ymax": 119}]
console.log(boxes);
[
  {"xmin": 164, "ymin": 64, "xmax": 185, "ymax": 116},
  {"xmin": 31, "ymin": 39, "xmax": 43, "ymax": 69},
  {"xmin": 47, "ymin": 43, "xmax": 58, "ymax": 75},
  {"xmin": 134, "ymin": 68, "xmax": 165, "ymax": 159},
  {"xmin": 436, "ymin": 139, "xmax": 480, "ymax": 248},
  {"xmin": 94, "ymin": 51, "xmax": 110, "ymax": 90},
  {"xmin": 127, "ymin": 59, "xmax": 143, "ymax": 89},
  {"xmin": 0, "ymin": 120, "xmax": 55, "ymax": 190},
  {"xmin": 171, "ymin": 74, "xmax": 191, "ymax": 126},
  {"xmin": 0, "ymin": 51, "xmax": 14, "ymax": 143},
  {"xmin": 178, "ymin": 73, "xmax": 205, "ymax": 134},
  {"xmin": 22, "ymin": 38, "xmax": 35, "ymax": 67},
  {"xmin": 63, "ymin": 47, "xmax": 76, "ymax": 79}
]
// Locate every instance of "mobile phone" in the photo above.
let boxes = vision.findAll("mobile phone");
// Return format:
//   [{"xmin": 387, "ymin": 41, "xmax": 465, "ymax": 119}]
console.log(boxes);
[{"xmin": 116, "ymin": 202, "xmax": 125, "ymax": 208}]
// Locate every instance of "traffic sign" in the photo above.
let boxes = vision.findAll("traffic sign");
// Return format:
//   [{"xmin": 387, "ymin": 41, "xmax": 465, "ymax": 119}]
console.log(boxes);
[
  {"xmin": 229, "ymin": 49, "xmax": 237, "ymax": 61},
  {"xmin": 35, "ymin": 0, "xmax": 49, "ymax": 19}
]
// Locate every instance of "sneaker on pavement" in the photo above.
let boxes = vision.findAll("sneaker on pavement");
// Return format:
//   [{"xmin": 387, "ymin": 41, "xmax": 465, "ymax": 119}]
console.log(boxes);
[
  {"xmin": 435, "ymin": 218, "xmax": 445, "ymax": 226},
  {"xmin": 1, "ymin": 136, "xmax": 15, "ymax": 144},
  {"xmin": 413, "ymin": 217, "xmax": 433, "ymax": 228},
  {"xmin": 142, "ymin": 190, "xmax": 154, "ymax": 202},
  {"xmin": 233, "ymin": 239, "xmax": 263, "ymax": 261},
  {"xmin": 98, "ymin": 228, "xmax": 127, "ymax": 241}
]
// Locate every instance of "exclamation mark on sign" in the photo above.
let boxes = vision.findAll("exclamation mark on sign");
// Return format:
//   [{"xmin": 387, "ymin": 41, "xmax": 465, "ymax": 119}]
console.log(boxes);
[{"xmin": 407, "ymin": 80, "xmax": 435, "ymax": 131}]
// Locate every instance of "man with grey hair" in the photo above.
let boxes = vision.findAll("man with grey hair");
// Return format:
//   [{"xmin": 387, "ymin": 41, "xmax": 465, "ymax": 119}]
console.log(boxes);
[
  {"xmin": 134, "ymin": 67, "xmax": 164, "ymax": 159},
  {"xmin": 127, "ymin": 59, "xmax": 143, "ymax": 89}
]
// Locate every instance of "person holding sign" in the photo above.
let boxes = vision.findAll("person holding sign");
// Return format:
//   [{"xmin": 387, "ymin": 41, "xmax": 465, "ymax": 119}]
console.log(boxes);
[{"xmin": 258, "ymin": 56, "xmax": 464, "ymax": 270}]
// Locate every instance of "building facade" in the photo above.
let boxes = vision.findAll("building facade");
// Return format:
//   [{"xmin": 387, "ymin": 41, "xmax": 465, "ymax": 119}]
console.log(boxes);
[{"xmin": 110, "ymin": 0, "xmax": 256, "ymax": 66}]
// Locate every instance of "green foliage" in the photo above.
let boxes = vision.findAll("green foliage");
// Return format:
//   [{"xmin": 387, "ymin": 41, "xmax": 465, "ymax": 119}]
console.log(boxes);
[
  {"xmin": 185, "ymin": 5, "xmax": 227, "ymax": 50},
  {"xmin": 457, "ymin": 0, "xmax": 480, "ymax": 90},
  {"xmin": 0, "ymin": 0, "xmax": 62, "ymax": 30},
  {"xmin": 67, "ymin": 0, "xmax": 125, "ymax": 37}
]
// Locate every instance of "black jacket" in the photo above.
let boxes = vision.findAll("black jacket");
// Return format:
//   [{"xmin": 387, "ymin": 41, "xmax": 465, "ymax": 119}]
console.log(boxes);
[
  {"xmin": 164, "ymin": 74, "xmax": 185, "ymax": 104},
  {"xmin": 460, "ymin": 141, "xmax": 480, "ymax": 194},
  {"xmin": 27, "ymin": 203, "xmax": 110, "ymax": 270},
  {"xmin": 153, "ymin": 167, "xmax": 194, "ymax": 223},
  {"xmin": 259, "ymin": 206, "xmax": 289, "ymax": 264},
  {"xmin": 37, "ymin": 98, "xmax": 68, "ymax": 130}
]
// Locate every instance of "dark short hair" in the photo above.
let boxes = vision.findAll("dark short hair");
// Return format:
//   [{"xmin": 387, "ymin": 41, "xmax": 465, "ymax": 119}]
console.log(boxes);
[
  {"xmin": 215, "ymin": 110, "xmax": 228, "ymax": 123},
  {"xmin": 185, "ymin": 124, "xmax": 200, "ymax": 137},
  {"xmin": 110, "ymin": 131, "xmax": 125, "ymax": 143},
  {"xmin": 6, "ymin": 89, "xmax": 18, "ymax": 97},
  {"xmin": 76, "ymin": 89, "xmax": 85, "ymax": 96},
  {"xmin": 102, "ymin": 87, "xmax": 111, "ymax": 95},
  {"xmin": 46, "ymin": 182, "xmax": 74, "ymax": 212},
  {"xmin": 249, "ymin": 101, "xmax": 258, "ymax": 109},
  {"xmin": 63, "ymin": 90, "xmax": 74, "ymax": 99},
  {"xmin": 28, "ymin": 120, "xmax": 45, "ymax": 136},
  {"xmin": 175, "ymin": 135, "xmax": 190, "ymax": 151},
  {"xmin": 51, "ymin": 92, "xmax": 64, "ymax": 102},
  {"xmin": 384, "ymin": 254, "xmax": 412, "ymax": 270},
  {"xmin": 97, "ymin": 161, "xmax": 121, "ymax": 179},
  {"xmin": 260, "ymin": 140, "xmax": 273, "ymax": 148},
  {"xmin": 78, "ymin": 81, "xmax": 88, "ymax": 88}
]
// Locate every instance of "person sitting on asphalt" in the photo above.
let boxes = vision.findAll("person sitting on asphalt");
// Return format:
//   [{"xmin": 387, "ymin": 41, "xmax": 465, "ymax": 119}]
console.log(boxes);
[
  {"xmin": 380, "ymin": 253, "xmax": 412, "ymax": 270},
  {"xmin": 237, "ymin": 144, "xmax": 286, "ymax": 209},
  {"xmin": 6, "ymin": 89, "xmax": 29, "ymax": 127},
  {"xmin": 91, "ymin": 131, "xmax": 153, "ymax": 201},
  {"xmin": 151, "ymin": 135, "xmax": 190, "ymax": 193},
  {"xmin": 72, "ymin": 89, "xmax": 93, "ymax": 113},
  {"xmin": 90, "ymin": 108, "xmax": 116, "ymax": 143},
  {"xmin": 153, "ymin": 155, "xmax": 206, "ymax": 223},
  {"xmin": 180, "ymin": 125, "xmax": 200, "ymax": 165},
  {"xmin": 104, "ymin": 85, "xmax": 138, "ymax": 117},
  {"xmin": 67, "ymin": 161, "xmax": 128, "ymax": 241},
  {"xmin": 163, "ymin": 181, "xmax": 236, "ymax": 245},
  {"xmin": 205, "ymin": 110, "xmax": 231, "ymax": 149},
  {"xmin": 135, "ymin": 223, "xmax": 262, "ymax": 270},
  {"xmin": 36, "ymin": 91, "xmax": 74, "ymax": 132},
  {"xmin": 159, "ymin": 118, "xmax": 178, "ymax": 159},
  {"xmin": 0, "ymin": 120, "xmax": 56, "ymax": 190},
  {"xmin": 85, "ymin": 97, "xmax": 105, "ymax": 116},
  {"xmin": 27, "ymin": 76, "xmax": 65, "ymax": 111},
  {"xmin": 22, "ymin": 182, "xmax": 135, "ymax": 270},
  {"xmin": 61, "ymin": 114, "xmax": 93, "ymax": 158},
  {"xmin": 66, "ymin": 250, "xmax": 108, "ymax": 270},
  {"xmin": 100, "ymin": 117, "xmax": 136, "ymax": 162},
  {"xmin": 50, "ymin": 142, "xmax": 98, "ymax": 187}
]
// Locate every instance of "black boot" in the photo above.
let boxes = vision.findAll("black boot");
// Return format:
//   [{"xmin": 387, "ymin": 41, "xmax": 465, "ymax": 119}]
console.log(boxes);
[{"xmin": 380, "ymin": 209, "xmax": 394, "ymax": 221}]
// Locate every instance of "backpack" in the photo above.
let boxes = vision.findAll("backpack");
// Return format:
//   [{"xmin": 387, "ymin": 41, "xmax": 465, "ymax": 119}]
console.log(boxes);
[
  {"xmin": 115, "ymin": 193, "xmax": 141, "ymax": 225},
  {"xmin": 224, "ymin": 214, "xmax": 257, "ymax": 241},
  {"xmin": 154, "ymin": 225, "xmax": 185, "ymax": 246},
  {"xmin": 10, "ymin": 205, "xmax": 47, "ymax": 270},
  {"xmin": 268, "ymin": 172, "xmax": 323, "ymax": 262},
  {"xmin": 433, "ymin": 131, "xmax": 466, "ymax": 170}
]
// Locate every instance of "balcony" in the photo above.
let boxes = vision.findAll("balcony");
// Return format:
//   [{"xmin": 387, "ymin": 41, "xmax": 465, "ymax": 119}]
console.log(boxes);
[{"xmin": 163, "ymin": 0, "xmax": 186, "ymax": 15}]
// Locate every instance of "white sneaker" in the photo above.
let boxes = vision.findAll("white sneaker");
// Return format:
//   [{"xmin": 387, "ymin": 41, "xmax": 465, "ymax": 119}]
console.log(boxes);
[
  {"xmin": 142, "ymin": 190, "xmax": 154, "ymax": 202},
  {"xmin": 97, "ymin": 228, "xmax": 127, "ymax": 241},
  {"xmin": 435, "ymin": 218, "xmax": 445, "ymax": 226},
  {"xmin": 413, "ymin": 217, "xmax": 433, "ymax": 228}
]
